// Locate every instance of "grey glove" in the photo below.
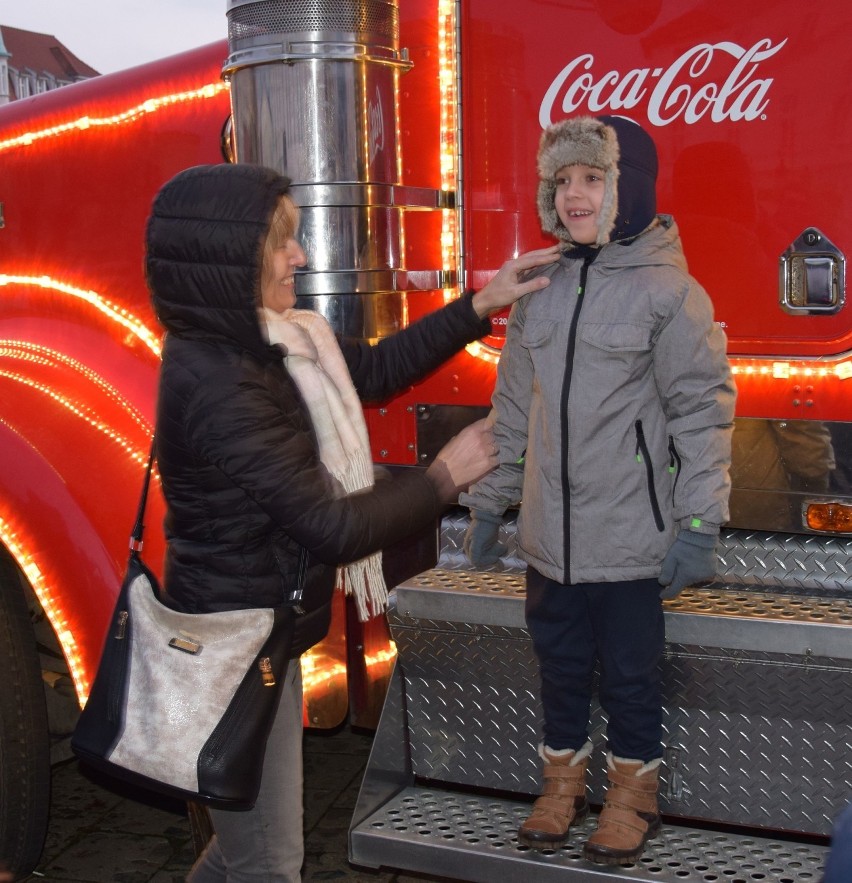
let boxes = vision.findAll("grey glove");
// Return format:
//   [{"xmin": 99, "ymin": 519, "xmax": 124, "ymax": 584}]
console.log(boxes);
[
  {"xmin": 658, "ymin": 529, "xmax": 718, "ymax": 600},
  {"xmin": 463, "ymin": 509, "xmax": 507, "ymax": 566}
]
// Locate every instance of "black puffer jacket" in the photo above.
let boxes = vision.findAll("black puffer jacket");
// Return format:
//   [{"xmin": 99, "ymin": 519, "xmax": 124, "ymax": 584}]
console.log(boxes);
[{"xmin": 146, "ymin": 164, "xmax": 489, "ymax": 655}]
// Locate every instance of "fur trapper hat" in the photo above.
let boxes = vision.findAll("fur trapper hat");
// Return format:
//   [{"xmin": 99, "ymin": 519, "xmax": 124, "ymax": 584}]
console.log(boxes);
[{"xmin": 537, "ymin": 115, "xmax": 658, "ymax": 246}]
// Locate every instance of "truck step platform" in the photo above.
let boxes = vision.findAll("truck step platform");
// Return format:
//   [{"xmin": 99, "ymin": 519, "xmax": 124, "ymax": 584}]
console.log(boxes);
[
  {"xmin": 351, "ymin": 783, "xmax": 827, "ymax": 882},
  {"xmin": 350, "ymin": 528, "xmax": 849, "ymax": 881}
]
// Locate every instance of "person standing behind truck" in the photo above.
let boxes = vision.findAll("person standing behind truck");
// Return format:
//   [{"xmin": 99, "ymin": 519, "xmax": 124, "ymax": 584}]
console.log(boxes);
[{"xmin": 461, "ymin": 116, "xmax": 735, "ymax": 866}]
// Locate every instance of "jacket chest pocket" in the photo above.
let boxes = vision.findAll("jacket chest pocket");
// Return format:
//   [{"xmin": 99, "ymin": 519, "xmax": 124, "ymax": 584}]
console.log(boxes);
[
  {"xmin": 578, "ymin": 322, "xmax": 653, "ymax": 378},
  {"xmin": 521, "ymin": 319, "xmax": 567, "ymax": 394},
  {"xmin": 521, "ymin": 318, "xmax": 560, "ymax": 349},
  {"xmin": 579, "ymin": 322, "xmax": 652, "ymax": 352}
]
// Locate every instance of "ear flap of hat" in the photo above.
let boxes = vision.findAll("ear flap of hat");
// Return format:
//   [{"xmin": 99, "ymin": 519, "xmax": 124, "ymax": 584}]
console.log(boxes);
[{"xmin": 596, "ymin": 115, "xmax": 658, "ymax": 241}]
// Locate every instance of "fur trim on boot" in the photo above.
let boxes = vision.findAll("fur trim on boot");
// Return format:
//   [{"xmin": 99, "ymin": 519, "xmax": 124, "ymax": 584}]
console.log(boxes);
[
  {"xmin": 583, "ymin": 752, "xmax": 662, "ymax": 865},
  {"xmin": 518, "ymin": 741, "xmax": 593, "ymax": 849}
]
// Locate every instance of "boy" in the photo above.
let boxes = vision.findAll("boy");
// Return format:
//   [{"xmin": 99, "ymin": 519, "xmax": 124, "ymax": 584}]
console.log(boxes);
[{"xmin": 461, "ymin": 116, "xmax": 735, "ymax": 865}]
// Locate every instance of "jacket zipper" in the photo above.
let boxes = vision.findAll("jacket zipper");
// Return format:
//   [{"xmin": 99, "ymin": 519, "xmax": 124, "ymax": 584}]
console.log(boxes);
[
  {"xmin": 667, "ymin": 435, "xmax": 682, "ymax": 504},
  {"xmin": 635, "ymin": 420, "xmax": 665, "ymax": 532},
  {"xmin": 561, "ymin": 251, "xmax": 599, "ymax": 582},
  {"xmin": 273, "ymin": 546, "xmax": 305, "ymax": 615}
]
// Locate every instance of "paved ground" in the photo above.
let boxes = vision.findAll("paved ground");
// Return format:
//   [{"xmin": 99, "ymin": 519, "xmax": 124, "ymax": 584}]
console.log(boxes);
[
  {"xmin": 15, "ymin": 723, "xmax": 839, "ymax": 883},
  {"xmin": 20, "ymin": 726, "xmax": 443, "ymax": 883}
]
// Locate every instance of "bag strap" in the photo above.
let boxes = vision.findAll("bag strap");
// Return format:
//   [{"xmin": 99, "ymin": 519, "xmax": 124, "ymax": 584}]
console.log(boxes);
[{"xmin": 129, "ymin": 441, "xmax": 156, "ymax": 554}]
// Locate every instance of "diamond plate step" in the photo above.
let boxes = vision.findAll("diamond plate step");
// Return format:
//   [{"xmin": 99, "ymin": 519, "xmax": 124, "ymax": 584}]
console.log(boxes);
[
  {"xmin": 351, "ymin": 784, "xmax": 827, "ymax": 882},
  {"xmin": 394, "ymin": 568, "xmax": 852, "ymax": 659},
  {"xmin": 437, "ymin": 508, "xmax": 852, "ymax": 597}
]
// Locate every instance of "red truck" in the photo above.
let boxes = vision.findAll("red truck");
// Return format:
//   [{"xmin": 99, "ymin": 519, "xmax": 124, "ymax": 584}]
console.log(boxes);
[{"xmin": 1, "ymin": 0, "xmax": 850, "ymax": 879}]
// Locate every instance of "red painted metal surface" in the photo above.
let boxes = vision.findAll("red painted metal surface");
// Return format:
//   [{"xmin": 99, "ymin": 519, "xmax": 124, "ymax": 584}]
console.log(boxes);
[
  {"xmin": 3, "ymin": 0, "xmax": 852, "ymax": 723},
  {"xmin": 458, "ymin": 0, "xmax": 852, "ymax": 359},
  {"xmin": 0, "ymin": 41, "xmax": 230, "ymax": 699}
]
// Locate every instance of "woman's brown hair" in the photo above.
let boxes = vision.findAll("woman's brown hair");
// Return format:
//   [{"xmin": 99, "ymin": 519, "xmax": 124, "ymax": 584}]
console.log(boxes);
[{"xmin": 261, "ymin": 194, "xmax": 300, "ymax": 292}]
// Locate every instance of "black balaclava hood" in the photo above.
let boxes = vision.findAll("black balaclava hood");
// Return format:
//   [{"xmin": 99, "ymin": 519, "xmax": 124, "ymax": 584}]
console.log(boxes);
[
  {"xmin": 146, "ymin": 164, "xmax": 292, "ymax": 357},
  {"xmin": 537, "ymin": 115, "xmax": 658, "ymax": 245}
]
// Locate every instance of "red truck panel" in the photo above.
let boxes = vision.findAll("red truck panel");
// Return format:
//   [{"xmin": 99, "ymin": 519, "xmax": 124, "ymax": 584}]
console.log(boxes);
[
  {"xmin": 458, "ymin": 0, "xmax": 851, "ymax": 358},
  {"xmin": 0, "ymin": 42, "xmax": 230, "ymax": 697}
]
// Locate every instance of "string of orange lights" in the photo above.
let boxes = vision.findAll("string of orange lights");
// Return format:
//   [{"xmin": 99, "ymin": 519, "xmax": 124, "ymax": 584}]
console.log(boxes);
[
  {"xmin": 0, "ymin": 275, "xmax": 163, "ymax": 357},
  {"xmin": 0, "ymin": 82, "xmax": 228, "ymax": 154}
]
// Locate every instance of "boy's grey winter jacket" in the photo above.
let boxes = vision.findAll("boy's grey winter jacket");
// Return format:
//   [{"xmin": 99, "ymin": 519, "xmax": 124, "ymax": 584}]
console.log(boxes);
[{"xmin": 460, "ymin": 216, "xmax": 736, "ymax": 585}]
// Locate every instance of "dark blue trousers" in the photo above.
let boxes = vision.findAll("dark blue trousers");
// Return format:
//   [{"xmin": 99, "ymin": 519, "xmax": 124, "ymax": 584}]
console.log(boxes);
[{"xmin": 525, "ymin": 567, "xmax": 665, "ymax": 762}]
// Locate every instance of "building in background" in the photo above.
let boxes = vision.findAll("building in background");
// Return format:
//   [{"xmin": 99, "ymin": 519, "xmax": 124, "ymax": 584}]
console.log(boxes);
[{"xmin": 0, "ymin": 24, "xmax": 99, "ymax": 104}]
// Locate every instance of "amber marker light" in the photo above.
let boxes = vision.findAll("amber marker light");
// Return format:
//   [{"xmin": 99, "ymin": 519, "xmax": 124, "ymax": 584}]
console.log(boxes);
[
  {"xmin": 464, "ymin": 339, "xmax": 501, "ymax": 365},
  {"xmin": 300, "ymin": 641, "xmax": 397, "ymax": 694},
  {"xmin": 805, "ymin": 502, "xmax": 852, "ymax": 534}
]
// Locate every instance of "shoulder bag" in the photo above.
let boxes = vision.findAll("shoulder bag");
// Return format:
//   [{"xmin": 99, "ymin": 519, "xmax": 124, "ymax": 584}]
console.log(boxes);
[{"xmin": 71, "ymin": 445, "xmax": 300, "ymax": 810}]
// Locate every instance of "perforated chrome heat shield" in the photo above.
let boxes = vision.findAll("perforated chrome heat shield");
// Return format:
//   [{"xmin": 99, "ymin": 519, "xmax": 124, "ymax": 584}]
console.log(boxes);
[{"xmin": 358, "ymin": 782, "xmax": 826, "ymax": 882}]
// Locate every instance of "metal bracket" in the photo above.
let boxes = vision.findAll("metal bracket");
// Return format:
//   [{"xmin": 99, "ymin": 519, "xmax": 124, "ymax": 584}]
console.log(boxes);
[{"xmin": 780, "ymin": 226, "xmax": 845, "ymax": 314}]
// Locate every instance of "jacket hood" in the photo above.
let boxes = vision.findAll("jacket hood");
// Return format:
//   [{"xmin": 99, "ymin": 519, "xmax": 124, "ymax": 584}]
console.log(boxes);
[
  {"xmin": 146, "ymin": 164, "xmax": 292, "ymax": 357},
  {"xmin": 594, "ymin": 214, "xmax": 686, "ymax": 273},
  {"xmin": 528, "ymin": 216, "xmax": 687, "ymax": 286},
  {"xmin": 537, "ymin": 115, "xmax": 658, "ymax": 246}
]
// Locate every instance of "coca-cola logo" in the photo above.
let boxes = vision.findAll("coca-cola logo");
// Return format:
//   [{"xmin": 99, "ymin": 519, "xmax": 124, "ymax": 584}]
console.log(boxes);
[
  {"xmin": 368, "ymin": 86, "xmax": 385, "ymax": 163},
  {"xmin": 539, "ymin": 38, "xmax": 787, "ymax": 127}
]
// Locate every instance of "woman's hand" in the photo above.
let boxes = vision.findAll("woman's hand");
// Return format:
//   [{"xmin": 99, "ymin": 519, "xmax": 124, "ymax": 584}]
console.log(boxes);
[
  {"xmin": 471, "ymin": 245, "xmax": 561, "ymax": 318},
  {"xmin": 426, "ymin": 418, "xmax": 499, "ymax": 503}
]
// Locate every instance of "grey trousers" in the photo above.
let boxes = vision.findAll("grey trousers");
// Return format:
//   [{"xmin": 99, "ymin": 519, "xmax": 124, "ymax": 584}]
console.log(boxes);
[{"xmin": 187, "ymin": 659, "xmax": 304, "ymax": 882}]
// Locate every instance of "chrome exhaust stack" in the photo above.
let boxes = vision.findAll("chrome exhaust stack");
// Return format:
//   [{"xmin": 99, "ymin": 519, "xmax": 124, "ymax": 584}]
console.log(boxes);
[{"xmin": 224, "ymin": 0, "xmax": 448, "ymax": 339}]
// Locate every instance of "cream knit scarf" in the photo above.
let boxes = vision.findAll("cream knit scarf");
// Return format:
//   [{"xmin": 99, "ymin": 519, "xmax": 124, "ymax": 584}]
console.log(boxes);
[{"xmin": 262, "ymin": 307, "xmax": 388, "ymax": 621}]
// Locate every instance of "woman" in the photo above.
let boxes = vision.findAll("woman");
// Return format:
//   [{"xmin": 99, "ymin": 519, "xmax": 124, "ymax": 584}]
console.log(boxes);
[{"xmin": 145, "ymin": 162, "xmax": 557, "ymax": 881}]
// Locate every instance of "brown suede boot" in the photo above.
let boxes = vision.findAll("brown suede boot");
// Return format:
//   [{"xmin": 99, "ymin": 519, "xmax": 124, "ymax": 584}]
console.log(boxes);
[
  {"xmin": 518, "ymin": 741, "xmax": 592, "ymax": 849},
  {"xmin": 583, "ymin": 753, "xmax": 662, "ymax": 865}
]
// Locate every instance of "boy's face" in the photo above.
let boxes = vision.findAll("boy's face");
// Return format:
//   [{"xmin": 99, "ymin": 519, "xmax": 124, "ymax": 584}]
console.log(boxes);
[{"xmin": 554, "ymin": 164, "xmax": 606, "ymax": 245}]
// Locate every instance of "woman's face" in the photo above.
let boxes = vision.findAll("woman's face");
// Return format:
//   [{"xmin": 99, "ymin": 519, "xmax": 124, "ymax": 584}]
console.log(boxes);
[{"xmin": 261, "ymin": 236, "xmax": 307, "ymax": 313}]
